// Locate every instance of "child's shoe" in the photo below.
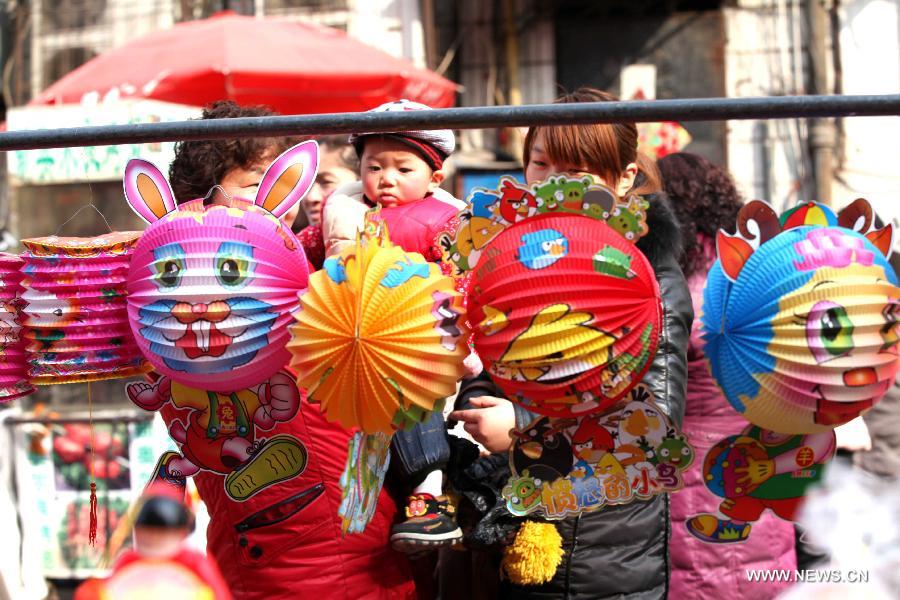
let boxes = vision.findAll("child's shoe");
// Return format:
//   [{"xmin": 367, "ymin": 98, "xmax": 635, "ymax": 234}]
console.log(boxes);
[{"xmin": 390, "ymin": 493, "xmax": 462, "ymax": 552}]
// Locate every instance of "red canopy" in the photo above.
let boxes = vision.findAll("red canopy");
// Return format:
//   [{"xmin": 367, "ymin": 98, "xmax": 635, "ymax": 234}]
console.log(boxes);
[{"xmin": 31, "ymin": 11, "xmax": 456, "ymax": 114}]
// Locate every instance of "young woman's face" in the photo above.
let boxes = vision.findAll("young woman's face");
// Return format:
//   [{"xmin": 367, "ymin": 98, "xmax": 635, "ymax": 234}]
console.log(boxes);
[
  {"xmin": 524, "ymin": 130, "xmax": 638, "ymax": 197},
  {"xmin": 361, "ymin": 138, "xmax": 444, "ymax": 207},
  {"xmin": 302, "ymin": 147, "xmax": 358, "ymax": 226}
]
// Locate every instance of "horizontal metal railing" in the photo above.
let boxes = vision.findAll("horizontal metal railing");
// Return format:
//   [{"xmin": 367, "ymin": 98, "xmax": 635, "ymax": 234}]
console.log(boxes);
[{"xmin": 0, "ymin": 94, "xmax": 898, "ymax": 151}]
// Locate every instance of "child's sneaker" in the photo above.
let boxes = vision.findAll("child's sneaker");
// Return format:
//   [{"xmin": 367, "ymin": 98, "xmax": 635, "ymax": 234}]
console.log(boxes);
[{"xmin": 390, "ymin": 493, "xmax": 462, "ymax": 552}]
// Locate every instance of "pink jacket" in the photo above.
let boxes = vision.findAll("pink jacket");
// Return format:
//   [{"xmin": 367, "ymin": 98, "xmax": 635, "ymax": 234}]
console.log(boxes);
[
  {"xmin": 668, "ymin": 263, "xmax": 797, "ymax": 599},
  {"xmin": 321, "ymin": 182, "xmax": 465, "ymax": 259}
]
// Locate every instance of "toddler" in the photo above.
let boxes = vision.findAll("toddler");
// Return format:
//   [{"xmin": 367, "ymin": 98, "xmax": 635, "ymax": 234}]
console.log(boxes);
[{"xmin": 322, "ymin": 100, "xmax": 465, "ymax": 552}]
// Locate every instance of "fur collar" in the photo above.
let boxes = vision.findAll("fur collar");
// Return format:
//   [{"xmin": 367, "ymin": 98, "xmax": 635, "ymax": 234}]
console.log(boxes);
[{"xmin": 636, "ymin": 192, "xmax": 683, "ymax": 266}]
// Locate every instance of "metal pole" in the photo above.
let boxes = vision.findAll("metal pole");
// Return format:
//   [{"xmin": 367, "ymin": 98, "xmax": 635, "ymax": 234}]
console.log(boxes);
[{"xmin": 0, "ymin": 94, "xmax": 898, "ymax": 151}]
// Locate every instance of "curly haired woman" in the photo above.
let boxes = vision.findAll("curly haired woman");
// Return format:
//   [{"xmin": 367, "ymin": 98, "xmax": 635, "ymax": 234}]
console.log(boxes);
[
  {"xmin": 659, "ymin": 152, "xmax": 797, "ymax": 599},
  {"xmin": 165, "ymin": 101, "xmax": 415, "ymax": 599}
]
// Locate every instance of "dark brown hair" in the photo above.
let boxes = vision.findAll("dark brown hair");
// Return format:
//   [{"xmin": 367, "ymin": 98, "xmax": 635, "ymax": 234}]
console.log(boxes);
[
  {"xmin": 657, "ymin": 152, "xmax": 743, "ymax": 278},
  {"xmin": 168, "ymin": 100, "xmax": 302, "ymax": 203},
  {"xmin": 522, "ymin": 88, "xmax": 661, "ymax": 196}
]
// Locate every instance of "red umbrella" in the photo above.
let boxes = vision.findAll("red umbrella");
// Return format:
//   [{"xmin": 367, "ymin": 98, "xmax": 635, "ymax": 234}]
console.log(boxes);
[{"xmin": 30, "ymin": 11, "xmax": 456, "ymax": 114}]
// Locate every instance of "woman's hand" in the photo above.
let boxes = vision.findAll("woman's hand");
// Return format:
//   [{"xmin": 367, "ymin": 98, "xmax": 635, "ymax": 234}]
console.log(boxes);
[{"xmin": 449, "ymin": 396, "xmax": 517, "ymax": 454}]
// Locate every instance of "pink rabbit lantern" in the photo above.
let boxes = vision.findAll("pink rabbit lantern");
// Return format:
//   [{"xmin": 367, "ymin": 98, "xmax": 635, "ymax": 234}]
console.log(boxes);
[
  {"xmin": 124, "ymin": 141, "xmax": 317, "ymax": 393},
  {"xmin": 0, "ymin": 253, "xmax": 33, "ymax": 401}
]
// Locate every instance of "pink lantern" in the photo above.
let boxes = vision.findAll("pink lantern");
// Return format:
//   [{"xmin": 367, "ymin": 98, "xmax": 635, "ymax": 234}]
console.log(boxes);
[
  {"xmin": 0, "ymin": 253, "xmax": 33, "ymax": 401},
  {"xmin": 123, "ymin": 141, "xmax": 317, "ymax": 393},
  {"xmin": 20, "ymin": 233, "xmax": 151, "ymax": 384}
]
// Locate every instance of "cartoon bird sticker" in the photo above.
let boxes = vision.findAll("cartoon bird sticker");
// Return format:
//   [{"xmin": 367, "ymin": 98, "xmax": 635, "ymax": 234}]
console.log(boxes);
[
  {"xmin": 517, "ymin": 229, "xmax": 569, "ymax": 270},
  {"xmin": 498, "ymin": 304, "xmax": 616, "ymax": 382}
]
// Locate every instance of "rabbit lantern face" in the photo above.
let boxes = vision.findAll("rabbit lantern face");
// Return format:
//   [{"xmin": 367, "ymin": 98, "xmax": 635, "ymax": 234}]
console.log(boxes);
[{"xmin": 124, "ymin": 141, "xmax": 317, "ymax": 392}]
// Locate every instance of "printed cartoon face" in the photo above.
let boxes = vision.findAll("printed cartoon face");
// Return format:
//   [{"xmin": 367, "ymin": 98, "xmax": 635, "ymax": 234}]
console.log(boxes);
[
  {"xmin": 124, "ymin": 142, "xmax": 317, "ymax": 393},
  {"xmin": 607, "ymin": 206, "xmax": 644, "ymax": 241},
  {"xmin": 498, "ymin": 304, "xmax": 615, "ymax": 383},
  {"xmin": 758, "ymin": 259, "xmax": 898, "ymax": 427},
  {"xmin": 571, "ymin": 416, "xmax": 614, "ymax": 463},
  {"xmin": 498, "ymin": 180, "xmax": 536, "ymax": 223},
  {"xmin": 656, "ymin": 435, "xmax": 694, "ymax": 469},
  {"xmin": 559, "ymin": 178, "xmax": 593, "ymax": 210},
  {"xmin": 705, "ymin": 209, "xmax": 900, "ymax": 433},
  {"xmin": 617, "ymin": 400, "xmax": 667, "ymax": 447},
  {"xmin": 511, "ymin": 417, "xmax": 574, "ymax": 483}
]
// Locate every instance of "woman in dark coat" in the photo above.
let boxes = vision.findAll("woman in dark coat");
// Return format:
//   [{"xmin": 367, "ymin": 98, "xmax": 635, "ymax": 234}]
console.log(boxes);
[{"xmin": 450, "ymin": 88, "xmax": 692, "ymax": 599}]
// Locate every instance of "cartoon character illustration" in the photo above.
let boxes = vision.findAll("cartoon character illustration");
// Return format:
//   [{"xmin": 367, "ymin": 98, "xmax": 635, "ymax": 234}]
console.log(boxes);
[
  {"xmin": 380, "ymin": 257, "xmax": 431, "ymax": 288},
  {"xmin": 477, "ymin": 305, "xmax": 509, "ymax": 337},
  {"xmin": 497, "ymin": 304, "xmax": 616, "ymax": 382},
  {"xmin": 558, "ymin": 177, "xmax": 593, "ymax": 211},
  {"xmin": 592, "ymin": 246, "xmax": 635, "ymax": 279},
  {"xmin": 128, "ymin": 369, "xmax": 307, "ymax": 501},
  {"xmin": 686, "ymin": 426, "xmax": 835, "ymax": 543},
  {"xmin": 470, "ymin": 190, "xmax": 500, "ymax": 220},
  {"xmin": 123, "ymin": 141, "xmax": 317, "ymax": 393},
  {"xmin": 582, "ymin": 186, "xmax": 617, "ymax": 220},
  {"xmin": 614, "ymin": 397, "xmax": 668, "ymax": 470},
  {"xmin": 503, "ymin": 386, "xmax": 693, "ymax": 518},
  {"xmin": 517, "ymin": 229, "xmax": 568, "ymax": 270},
  {"xmin": 654, "ymin": 433, "xmax": 694, "ymax": 470},
  {"xmin": 607, "ymin": 201, "xmax": 648, "ymax": 241},
  {"xmin": 441, "ymin": 211, "xmax": 506, "ymax": 275},
  {"xmin": 21, "ymin": 286, "xmax": 80, "ymax": 333},
  {"xmin": 704, "ymin": 199, "xmax": 899, "ymax": 433},
  {"xmin": 570, "ymin": 415, "xmax": 615, "ymax": 478},
  {"xmin": 502, "ymin": 470, "xmax": 543, "ymax": 516},
  {"xmin": 511, "ymin": 417, "xmax": 574, "ymax": 483},
  {"xmin": 498, "ymin": 179, "xmax": 537, "ymax": 223},
  {"xmin": 534, "ymin": 178, "xmax": 565, "ymax": 212}
]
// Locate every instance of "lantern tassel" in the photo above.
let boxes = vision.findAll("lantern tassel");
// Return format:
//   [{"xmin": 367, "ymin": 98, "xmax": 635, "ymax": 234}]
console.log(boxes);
[
  {"xmin": 87, "ymin": 382, "xmax": 98, "ymax": 547},
  {"xmin": 89, "ymin": 482, "xmax": 98, "ymax": 546}
]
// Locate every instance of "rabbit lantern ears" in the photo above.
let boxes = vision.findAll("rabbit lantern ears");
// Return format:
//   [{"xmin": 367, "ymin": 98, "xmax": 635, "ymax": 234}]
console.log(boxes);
[{"xmin": 123, "ymin": 140, "xmax": 319, "ymax": 223}]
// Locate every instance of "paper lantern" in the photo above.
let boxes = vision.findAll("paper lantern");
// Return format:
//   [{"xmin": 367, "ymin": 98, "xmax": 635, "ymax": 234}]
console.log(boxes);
[
  {"xmin": 0, "ymin": 253, "xmax": 33, "ymax": 401},
  {"xmin": 20, "ymin": 233, "xmax": 151, "ymax": 384},
  {"xmin": 123, "ymin": 141, "xmax": 318, "ymax": 393},
  {"xmin": 703, "ymin": 199, "xmax": 899, "ymax": 433},
  {"xmin": 467, "ymin": 213, "xmax": 661, "ymax": 417},
  {"xmin": 288, "ymin": 216, "xmax": 468, "ymax": 435}
]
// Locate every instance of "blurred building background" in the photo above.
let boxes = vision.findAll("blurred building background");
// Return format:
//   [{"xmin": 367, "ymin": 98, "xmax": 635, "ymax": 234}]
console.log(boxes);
[{"xmin": 0, "ymin": 0, "xmax": 897, "ymax": 223}]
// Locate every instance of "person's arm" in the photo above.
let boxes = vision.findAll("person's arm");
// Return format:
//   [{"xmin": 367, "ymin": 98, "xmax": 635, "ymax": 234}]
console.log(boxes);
[
  {"xmin": 450, "ymin": 372, "xmax": 536, "ymax": 453},
  {"xmin": 320, "ymin": 182, "xmax": 368, "ymax": 257}
]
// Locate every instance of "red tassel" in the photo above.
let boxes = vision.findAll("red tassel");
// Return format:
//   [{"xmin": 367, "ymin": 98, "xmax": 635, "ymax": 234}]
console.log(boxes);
[{"xmin": 89, "ymin": 482, "xmax": 98, "ymax": 547}]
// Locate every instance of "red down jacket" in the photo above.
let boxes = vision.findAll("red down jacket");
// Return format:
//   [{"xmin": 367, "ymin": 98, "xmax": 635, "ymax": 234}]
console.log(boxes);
[{"xmin": 169, "ymin": 396, "xmax": 416, "ymax": 599}]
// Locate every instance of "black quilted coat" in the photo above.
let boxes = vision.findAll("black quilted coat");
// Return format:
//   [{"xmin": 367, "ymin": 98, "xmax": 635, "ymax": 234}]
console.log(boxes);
[{"xmin": 453, "ymin": 193, "xmax": 693, "ymax": 599}]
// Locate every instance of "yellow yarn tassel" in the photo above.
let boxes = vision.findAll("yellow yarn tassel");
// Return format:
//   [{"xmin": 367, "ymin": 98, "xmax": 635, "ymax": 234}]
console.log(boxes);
[{"xmin": 501, "ymin": 521, "xmax": 564, "ymax": 585}]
